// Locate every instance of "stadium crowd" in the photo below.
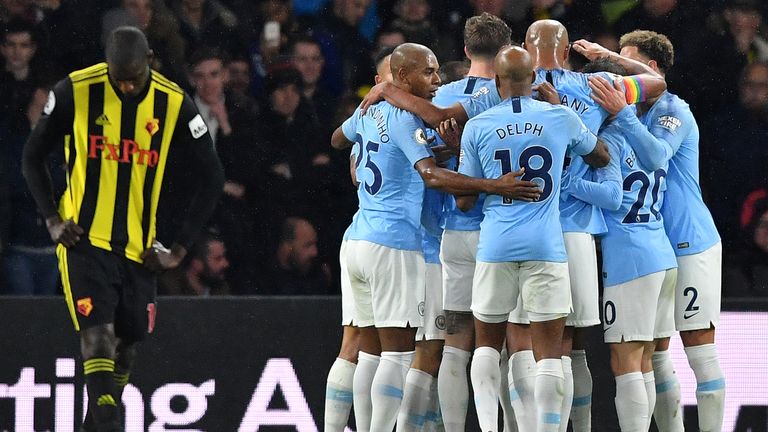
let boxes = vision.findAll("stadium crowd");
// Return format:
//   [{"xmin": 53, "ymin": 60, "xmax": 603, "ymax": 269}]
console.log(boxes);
[{"xmin": 0, "ymin": 0, "xmax": 767, "ymax": 298}]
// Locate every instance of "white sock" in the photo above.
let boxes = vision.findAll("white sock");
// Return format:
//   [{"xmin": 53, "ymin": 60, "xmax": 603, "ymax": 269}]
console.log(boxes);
[
  {"xmin": 614, "ymin": 372, "xmax": 649, "ymax": 432},
  {"xmin": 470, "ymin": 346, "xmax": 501, "ymax": 432},
  {"xmin": 499, "ymin": 348, "xmax": 518, "ymax": 432},
  {"xmin": 510, "ymin": 350, "xmax": 537, "ymax": 431},
  {"xmin": 643, "ymin": 371, "xmax": 656, "ymax": 431},
  {"xmin": 371, "ymin": 351, "xmax": 414, "ymax": 432},
  {"xmin": 353, "ymin": 352, "xmax": 380, "ymax": 432},
  {"xmin": 438, "ymin": 346, "xmax": 471, "ymax": 432},
  {"xmin": 652, "ymin": 351, "xmax": 684, "ymax": 431},
  {"xmin": 424, "ymin": 379, "xmax": 444, "ymax": 432},
  {"xmin": 685, "ymin": 343, "xmax": 725, "ymax": 432},
  {"xmin": 397, "ymin": 369, "xmax": 433, "ymax": 432},
  {"xmin": 559, "ymin": 356, "xmax": 573, "ymax": 432},
  {"xmin": 535, "ymin": 358, "xmax": 564, "ymax": 432},
  {"xmin": 569, "ymin": 350, "xmax": 592, "ymax": 432},
  {"xmin": 325, "ymin": 358, "xmax": 357, "ymax": 432}
]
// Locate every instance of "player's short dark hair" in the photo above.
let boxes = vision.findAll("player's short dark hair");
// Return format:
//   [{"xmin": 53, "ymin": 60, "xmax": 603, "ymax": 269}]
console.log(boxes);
[
  {"xmin": 464, "ymin": 13, "xmax": 512, "ymax": 59},
  {"xmin": 188, "ymin": 46, "xmax": 228, "ymax": 69},
  {"xmin": 374, "ymin": 46, "xmax": 396, "ymax": 70},
  {"xmin": 582, "ymin": 58, "xmax": 628, "ymax": 76},
  {"xmin": 2, "ymin": 19, "xmax": 36, "ymax": 44},
  {"xmin": 289, "ymin": 34, "xmax": 322, "ymax": 55},
  {"xmin": 439, "ymin": 60, "xmax": 469, "ymax": 84},
  {"xmin": 568, "ymin": 44, "xmax": 590, "ymax": 72},
  {"xmin": 619, "ymin": 30, "xmax": 674, "ymax": 74}
]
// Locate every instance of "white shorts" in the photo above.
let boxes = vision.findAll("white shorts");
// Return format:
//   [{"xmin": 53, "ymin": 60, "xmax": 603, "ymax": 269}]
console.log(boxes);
[
  {"xmin": 602, "ymin": 269, "xmax": 677, "ymax": 343},
  {"xmin": 339, "ymin": 241, "xmax": 356, "ymax": 326},
  {"xmin": 440, "ymin": 230, "xmax": 479, "ymax": 312},
  {"xmin": 508, "ymin": 291, "xmax": 529, "ymax": 324},
  {"xmin": 346, "ymin": 240, "xmax": 425, "ymax": 328},
  {"xmin": 417, "ymin": 263, "xmax": 446, "ymax": 341},
  {"xmin": 563, "ymin": 232, "xmax": 600, "ymax": 327},
  {"xmin": 472, "ymin": 260, "xmax": 571, "ymax": 324},
  {"xmin": 674, "ymin": 242, "xmax": 722, "ymax": 331}
]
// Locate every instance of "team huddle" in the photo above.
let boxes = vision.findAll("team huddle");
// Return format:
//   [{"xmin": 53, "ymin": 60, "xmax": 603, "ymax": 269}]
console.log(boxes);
[{"xmin": 325, "ymin": 14, "xmax": 725, "ymax": 432}]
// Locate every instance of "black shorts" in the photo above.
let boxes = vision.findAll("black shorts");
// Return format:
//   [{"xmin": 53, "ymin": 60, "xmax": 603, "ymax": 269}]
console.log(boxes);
[{"xmin": 57, "ymin": 242, "xmax": 157, "ymax": 342}]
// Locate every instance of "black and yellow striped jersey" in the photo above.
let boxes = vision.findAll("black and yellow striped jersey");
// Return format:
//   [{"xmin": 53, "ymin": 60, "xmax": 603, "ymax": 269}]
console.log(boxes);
[{"xmin": 23, "ymin": 63, "xmax": 224, "ymax": 263}]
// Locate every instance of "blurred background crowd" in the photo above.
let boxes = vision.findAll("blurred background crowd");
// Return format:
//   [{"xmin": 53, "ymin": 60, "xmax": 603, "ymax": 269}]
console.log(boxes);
[{"xmin": 0, "ymin": 0, "xmax": 766, "ymax": 298}]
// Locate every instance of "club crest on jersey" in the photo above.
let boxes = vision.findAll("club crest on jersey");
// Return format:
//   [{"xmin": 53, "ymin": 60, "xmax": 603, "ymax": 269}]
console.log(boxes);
[
  {"xmin": 414, "ymin": 128, "xmax": 428, "ymax": 145},
  {"xmin": 145, "ymin": 118, "xmax": 160, "ymax": 136},
  {"xmin": 77, "ymin": 297, "xmax": 93, "ymax": 317},
  {"xmin": 658, "ymin": 115, "xmax": 681, "ymax": 133}
]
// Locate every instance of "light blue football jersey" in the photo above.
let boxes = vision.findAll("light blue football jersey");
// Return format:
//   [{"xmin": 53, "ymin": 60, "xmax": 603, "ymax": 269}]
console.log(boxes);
[
  {"xmin": 434, "ymin": 76, "xmax": 498, "ymax": 231},
  {"xmin": 342, "ymin": 102, "xmax": 433, "ymax": 251},
  {"xmin": 421, "ymin": 140, "xmax": 445, "ymax": 264},
  {"xmin": 342, "ymin": 142, "xmax": 362, "ymax": 242},
  {"xmin": 597, "ymin": 123, "xmax": 677, "ymax": 287},
  {"xmin": 613, "ymin": 92, "xmax": 720, "ymax": 256},
  {"xmin": 534, "ymin": 68, "xmax": 615, "ymax": 234},
  {"xmin": 458, "ymin": 96, "xmax": 597, "ymax": 262}
]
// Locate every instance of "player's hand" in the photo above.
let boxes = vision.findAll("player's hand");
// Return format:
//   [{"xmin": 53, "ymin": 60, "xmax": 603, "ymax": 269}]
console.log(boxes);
[
  {"xmin": 430, "ymin": 144, "xmax": 454, "ymax": 166},
  {"xmin": 533, "ymin": 82, "xmax": 560, "ymax": 105},
  {"xmin": 437, "ymin": 118, "xmax": 462, "ymax": 154},
  {"xmin": 359, "ymin": 82, "xmax": 392, "ymax": 115},
  {"xmin": 142, "ymin": 241, "xmax": 185, "ymax": 272},
  {"xmin": 45, "ymin": 216, "xmax": 84, "ymax": 247},
  {"xmin": 223, "ymin": 181, "xmax": 246, "ymax": 199},
  {"xmin": 496, "ymin": 168, "xmax": 542, "ymax": 202},
  {"xmin": 572, "ymin": 39, "xmax": 612, "ymax": 61},
  {"xmin": 588, "ymin": 75, "xmax": 627, "ymax": 115}
]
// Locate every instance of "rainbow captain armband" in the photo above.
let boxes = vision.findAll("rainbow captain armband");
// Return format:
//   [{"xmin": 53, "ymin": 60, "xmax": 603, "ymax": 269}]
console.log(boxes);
[{"xmin": 622, "ymin": 76, "xmax": 646, "ymax": 104}]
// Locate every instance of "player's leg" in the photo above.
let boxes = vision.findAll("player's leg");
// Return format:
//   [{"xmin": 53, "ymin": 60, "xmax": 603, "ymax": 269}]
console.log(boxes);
[
  {"xmin": 58, "ymin": 245, "xmax": 122, "ymax": 432},
  {"xmin": 675, "ymin": 244, "xmax": 725, "ymax": 432},
  {"xmin": 522, "ymin": 260, "xmax": 571, "ymax": 432},
  {"xmin": 641, "ymin": 341, "xmax": 657, "ymax": 431},
  {"xmin": 437, "ymin": 230, "xmax": 476, "ymax": 432},
  {"xmin": 562, "ymin": 232, "xmax": 600, "ymax": 432},
  {"xmin": 604, "ymin": 271, "xmax": 667, "ymax": 432},
  {"xmin": 507, "ymin": 318, "xmax": 536, "ymax": 431},
  {"xmin": 499, "ymin": 344, "xmax": 519, "ymax": 432},
  {"xmin": 652, "ymin": 269, "xmax": 684, "ymax": 432},
  {"xmin": 326, "ymin": 240, "xmax": 360, "ymax": 432},
  {"xmin": 399, "ymin": 262, "xmax": 445, "ymax": 432},
  {"xmin": 470, "ymin": 261, "xmax": 519, "ymax": 432},
  {"xmin": 367, "ymin": 243, "xmax": 423, "ymax": 432},
  {"xmin": 345, "ymin": 240, "xmax": 381, "ymax": 432}
]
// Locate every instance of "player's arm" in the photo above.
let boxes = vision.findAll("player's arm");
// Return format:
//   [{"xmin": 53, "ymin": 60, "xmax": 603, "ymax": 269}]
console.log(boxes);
[
  {"xmin": 588, "ymin": 76, "xmax": 683, "ymax": 170},
  {"xmin": 565, "ymin": 109, "xmax": 610, "ymax": 168},
  {"xmin": 350, "ymin": 144, "xmax": 360, "ymax": 186},
  {"xmin": 144, "ymin": 94, "xmax": 225, "ymax": 271},
  {"xmin": 582, "ymin": 138, "xmax": 610, "ymax": 168},
  {"xmin": 573, "ymin": 39, "xmax": 666, "ymax": 100},
  {"xmin": 22, "ymin": 78, "xmax": 84, "ymax": 247},
  {"xmin": 565, "ymin": 130, "xmax": 622, "ymax": 210},
  {"xmin": 415, "ymin": 158, "xmax": 539, "ymax": 200},
  {"xmin": 360, "ymin": 81, "xmax": 468, "ymax": 127},
  {"xmin": 331, "ymin": 126, "xmax": 353, "ymax": 150}
]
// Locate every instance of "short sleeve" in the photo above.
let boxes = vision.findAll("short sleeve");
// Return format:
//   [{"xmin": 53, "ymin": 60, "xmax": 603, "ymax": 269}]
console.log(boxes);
[
  {"xmin": 565, "ymin": 109, "xmax": 598, "ymax": 156},
  {"xmin": 390, "ymin": 111, "xmax": 433, "ymax": 167},
  {"xmin": 457, "ymin": 121, "xmax": 484, "ymax": 179},
  {"xmin": 341, "ymin": 114, "xmax": 358, "ymax": 142},
  {"xmin": 646, "ymin": 102, "xmax": 690, "ymax": 154}
]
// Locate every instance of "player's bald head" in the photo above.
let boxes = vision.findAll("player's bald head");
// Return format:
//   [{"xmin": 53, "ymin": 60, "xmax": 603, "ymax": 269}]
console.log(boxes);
[
  {"xmin": 525, "ymin": 19, "xmax": 569, "ymax": 50},
  {"xmin": 105, "ymin": 26, "xmax": 151, "ymax": 78},
  {"xmin": 494, "ymin": 45, "xmax": 533, "ymax": 84},
  {"xmin": 390, "ymin": 42, "xmax": 434, "ymax": 76}
]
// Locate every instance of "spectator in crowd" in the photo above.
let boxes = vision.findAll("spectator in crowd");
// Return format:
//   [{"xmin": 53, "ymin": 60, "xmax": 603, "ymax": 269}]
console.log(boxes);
[
  {"xmin": 290, "ymin": 35, "xmax": 338, "ymax": 125},
  {"xmin": 389, "ymin": 0, "xmax": 438, "ymax": 49},
  {"xmin": 0, "ymin": 19, "xmax": 61, "ymax": 296},
  {"xmin": 438, "ymin": 60, "xmax": 469, "ymax": 84},
  {"xmin": 725, "ymin": 190, "xmax": 768, "ymax": 297},
  {"xmin": 101, "ymin": 0, "xmax": 188, "ymax": 86},
  {"xmin": 261, "ymin": 217, "xmax": 330, "ymax": 295},
  {"xmin": 0, "ymin": 0, "xmax": 40, "ymax": 24},
  {"xmin": 158, "ymin": 232, "xmax": 231, "ymax": 296},
  {"xmin": 172, "ymin": 0, "xmax": 242, "ymax": 59},
  {"xmin": 707, "ymin": 61, "xmax": 768, "ymax": 252},
  {"xmin": 188, "ymin": 47, "xmax": 261, "ymax": 293},
  {"xmin": 375, "ymin": 26, "xmax": 405, "ymax": 51},
  {"xmin": 309, "ymin": 0, "xmax": 373, "ymax": 94},
  {"xmin": 225, "ymin": 53, "xmax": 253, "ymax": 98}
]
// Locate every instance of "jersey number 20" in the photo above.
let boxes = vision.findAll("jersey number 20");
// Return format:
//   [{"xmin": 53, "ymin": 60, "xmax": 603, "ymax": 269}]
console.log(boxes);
[{"xmin": 622, "ymin": 169, "xmax": 667, "ymax": 224}]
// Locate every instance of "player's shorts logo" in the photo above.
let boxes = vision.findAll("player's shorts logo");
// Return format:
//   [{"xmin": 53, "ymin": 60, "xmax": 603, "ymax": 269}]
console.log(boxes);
[
  {"xmin": 76, "ymin": 297, "xmax": 93, "ymax": 317},
  {"xmin": 418, "ymin": 301, "xmax": 425, "ymax": 316},
  {"xmin": 435, "ymin": 315, "xmax": 446, "ymax": 330}
]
